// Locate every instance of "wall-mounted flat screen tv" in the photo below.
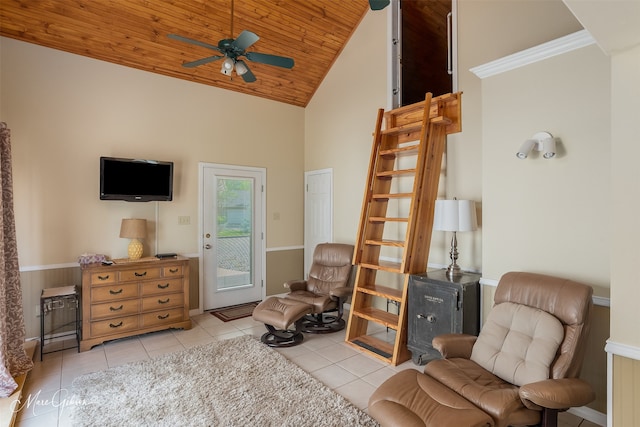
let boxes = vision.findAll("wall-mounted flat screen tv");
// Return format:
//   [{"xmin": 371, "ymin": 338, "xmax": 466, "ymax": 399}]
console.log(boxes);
[{"xmin": 100, "ymin": 156, "xmax": 173, "ymax": 202}]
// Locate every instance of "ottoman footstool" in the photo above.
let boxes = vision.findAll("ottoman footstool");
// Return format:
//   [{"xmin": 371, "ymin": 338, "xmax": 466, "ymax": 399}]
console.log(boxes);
[
  {"xmin": 368, "ymin": 369, "xmax": 493, "ymax": 427},
  {"xmin": 252, "ymin": 297, "xmax": 313, "ymax": 347}
]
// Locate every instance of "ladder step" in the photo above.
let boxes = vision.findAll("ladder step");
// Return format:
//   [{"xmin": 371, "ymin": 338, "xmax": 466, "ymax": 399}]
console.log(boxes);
[
  {"xmin": 360, "ymin": 260, "xmax": 402, "ymax": 273},
  {"xmin": 368, "ymin": 217, "xmax": 409, "ymax": 223},
  {"xmin": 372, "ymin": 193, "xmax": 413, "ymax": 200},
  {"xmin": 356, "ymin": 284, "xmax": 403, "ymax": 301},
  {"xmin": 365, "ymin": 239, "xmax": 405, "ymax": 248},
  {"xmin": 380, "ymin": 144, "xmax": 420, "ymax": 159},
  {"xmin": 376, "ymin": 169, "xmax": 416, "ymax": 178},
  {"xmin": 352, "ymin": 306, "xmax": 399, "ymax": 329},
  {"xmin": 351, "ymin": 338, "xmax": 393, "ymax": 360},
  {"xmin": 381, "ymin": 123, "xmax": 423, "ymax": 137}
]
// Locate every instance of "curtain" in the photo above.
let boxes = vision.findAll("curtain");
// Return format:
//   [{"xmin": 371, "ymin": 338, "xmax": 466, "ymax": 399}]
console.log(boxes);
[{"xmin": 0, "ymin": 122, "xmax": 33, "ymax": 398}]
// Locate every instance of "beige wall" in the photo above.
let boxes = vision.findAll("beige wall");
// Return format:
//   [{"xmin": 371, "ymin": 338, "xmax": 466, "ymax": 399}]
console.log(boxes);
[
  {"xmin": 481, "ymin": 44, "xmax": 611, "ymax": 288},
  {"xmin": 1, "ymin": 37, "xmax": 304, "ymax": 266},
  {"xmin": 304, "ymin": 10, "xmax": 387, "ymax": 245}
]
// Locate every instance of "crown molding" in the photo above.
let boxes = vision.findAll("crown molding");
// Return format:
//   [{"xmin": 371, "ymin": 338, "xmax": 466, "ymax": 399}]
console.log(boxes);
[{"xmin": 470, "ymin": 30, "xmax": 596, "ymax": 79}]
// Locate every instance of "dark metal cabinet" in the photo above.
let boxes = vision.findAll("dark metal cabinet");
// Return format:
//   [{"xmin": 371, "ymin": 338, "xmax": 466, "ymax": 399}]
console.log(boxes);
[{"xmin": 408, "ymin": 270, "xmax": 480, "ymax": 365}]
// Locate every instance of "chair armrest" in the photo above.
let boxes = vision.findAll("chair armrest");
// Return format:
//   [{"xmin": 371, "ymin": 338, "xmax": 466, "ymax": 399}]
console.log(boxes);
[
  {"xmin": 330, "ymin": 287, "xmax": 352, "ymax": 299},
  {"xmin": 432, "ymin": 334, "xmax": 477, "ymax": 359},
  {"xmin": 519, "ymin": 378, "xmax": 595, "ymax": 410},
  {"xmin": 284, "ymin": 279, "xmax": 307, "ymax": 292}
]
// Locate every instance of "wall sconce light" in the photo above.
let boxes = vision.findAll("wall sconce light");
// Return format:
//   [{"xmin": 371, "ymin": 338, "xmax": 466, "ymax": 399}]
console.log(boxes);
[{"xmin": 516, "ymin": 132, "xmax": 556, "ymax": 159}]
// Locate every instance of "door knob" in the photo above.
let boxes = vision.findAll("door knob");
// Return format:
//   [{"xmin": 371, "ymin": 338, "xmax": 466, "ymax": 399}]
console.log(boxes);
[{"xmin": 204, "ymin": 244, "xmax": 212, "ymax": 249}]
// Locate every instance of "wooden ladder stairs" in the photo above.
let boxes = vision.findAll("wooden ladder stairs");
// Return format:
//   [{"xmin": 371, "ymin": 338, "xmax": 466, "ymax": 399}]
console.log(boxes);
[{"xmin": 345, "ymin": 92, "xmax": 463, "ymax": 365}]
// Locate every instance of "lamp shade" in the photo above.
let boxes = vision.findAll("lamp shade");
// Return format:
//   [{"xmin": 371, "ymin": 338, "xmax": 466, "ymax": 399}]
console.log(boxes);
[
  {"xmin": 119, "ymin": 218, "xmax": 147, "ymax": 239},
  {"xmin": 433, "ymin": 200, "xmax": 477, "ymax": 232}
]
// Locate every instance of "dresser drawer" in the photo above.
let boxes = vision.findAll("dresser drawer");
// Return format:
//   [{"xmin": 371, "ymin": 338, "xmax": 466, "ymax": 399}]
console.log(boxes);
[
  {"xmin": 90, "ymin": 271, "xmax": 116, "ymax": 285},
  {"xmin": 92, "ymin": 283, "xmax": 138, "ymax": 302},
  {"xmin": 141, "ymin": 293, "xmax": 183, "ymax": 312},
  {"xmin": 91, "ymin": 299, "xmax": 139, "ymax": 319},
  {"xmin": 119, "ymin": 267, "xmax": 161, "ymax": 282},
  {"xmin": 163, "ymin": 265, "xmax": 183, "ymax": 277},
  {"xmin": 141, "ymin": 308, "xmax": 184, "ymax": 328},
  {"xmin": 141, "ymin": 278, "xmax": 183, "ymax": 296},
  {"xmin": 91, "ymin": 315, "xmax": 139, "ymax": 337}
]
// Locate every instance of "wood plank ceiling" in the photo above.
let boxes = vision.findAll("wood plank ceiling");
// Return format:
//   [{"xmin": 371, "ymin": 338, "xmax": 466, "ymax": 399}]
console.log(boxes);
[{"xmin": 0, "ymin": 0, "xmax": 370, "ymax": 107}]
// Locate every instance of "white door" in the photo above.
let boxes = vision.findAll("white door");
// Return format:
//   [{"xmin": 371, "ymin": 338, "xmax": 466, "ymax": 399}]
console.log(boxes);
[
  {"xmin": 304, "ymin": 169, "xmax": 333, "ymax": 278},
  {"xmin": 201, "ymin": 164, "xmax": 265, "ymax": 310}
]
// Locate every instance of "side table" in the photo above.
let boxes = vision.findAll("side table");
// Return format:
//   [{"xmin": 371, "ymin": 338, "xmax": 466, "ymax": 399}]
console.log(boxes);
[
  {"xmin": 40, "ymin": 285, "xmax": 80, "ymax": 360},
  {"xmin": 407, "ymin": 270, "xmax": 480, "ymax": 365}
]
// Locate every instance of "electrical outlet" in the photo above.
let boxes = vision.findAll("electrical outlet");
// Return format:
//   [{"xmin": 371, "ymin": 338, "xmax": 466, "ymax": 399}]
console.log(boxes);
[
  {"xmin": 35, "ymin": 304, "xmax": 40, "ymax": 317},
  {"xmin": 178, "ymin": 216, "xmax": 191, "ymax": 225}
]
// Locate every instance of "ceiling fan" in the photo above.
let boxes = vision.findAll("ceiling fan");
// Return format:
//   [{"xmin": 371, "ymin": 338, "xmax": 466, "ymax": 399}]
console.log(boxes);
[{"xmin": 167, "ymin": 0, "xmax": 294, "ymax": 83}]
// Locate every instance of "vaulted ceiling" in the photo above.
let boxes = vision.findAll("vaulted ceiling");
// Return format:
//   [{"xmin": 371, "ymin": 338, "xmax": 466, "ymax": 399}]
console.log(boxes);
[{"xmin": 0, "ymin": 0, "xmax": 370, "ymax": 107}]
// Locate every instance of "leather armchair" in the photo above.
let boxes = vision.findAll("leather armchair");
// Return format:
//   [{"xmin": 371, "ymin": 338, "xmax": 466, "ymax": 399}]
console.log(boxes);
[
  {"xmin": 369, "ymin": 271, "xmax": 595, "ymax": 427},
  {"xmin": 284, "ymin": 242, "xmax": 354, "ymax": 333}
]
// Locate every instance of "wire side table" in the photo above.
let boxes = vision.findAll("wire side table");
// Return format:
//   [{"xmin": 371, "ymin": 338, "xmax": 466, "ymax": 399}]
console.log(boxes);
[{"xmin": 40, "ymin": 285, "xmax": 80, "ymax": 360}]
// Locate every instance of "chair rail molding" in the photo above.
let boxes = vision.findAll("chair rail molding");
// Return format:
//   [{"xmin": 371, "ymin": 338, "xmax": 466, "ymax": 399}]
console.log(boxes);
[{"xmin": 470, "ymin": 29, "xmax": 596, "ymax": 79}]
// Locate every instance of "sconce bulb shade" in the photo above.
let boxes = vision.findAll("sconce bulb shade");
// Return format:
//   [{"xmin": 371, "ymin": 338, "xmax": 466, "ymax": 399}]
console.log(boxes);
[
  {"xmin": 516, "ymin": 139, "xmax": 536, "ymax": 159},
  {"xmin": 517, "ymin": 132, "xmax": 555, "ymax": 159},
  {"xmin": 542, "ymin": 137, "xmax": 556, "ymax": 159}
]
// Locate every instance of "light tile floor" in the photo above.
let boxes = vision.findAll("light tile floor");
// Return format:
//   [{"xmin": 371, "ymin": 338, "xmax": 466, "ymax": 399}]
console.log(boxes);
[{"xmin": 15, "ymin": 312, "xmax": 599, "ymax": 426}]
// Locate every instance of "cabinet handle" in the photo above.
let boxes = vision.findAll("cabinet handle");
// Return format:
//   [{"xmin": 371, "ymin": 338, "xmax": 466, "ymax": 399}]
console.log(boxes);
[
  {"xmin": 157, "ymin": 283, "xmax": 170, "ymax": 289},
  {"xmin": 417, "ymin": 314, "xmax": 436, "ymax": 323},
  {"xmin": 110, "ymin": 305, "xmax": 124, "ymax": 311},
  {"xmin": 109, "ymin": 288, "xmax": 123, "ymax": 295},
  {"xmin": 97, "ymin": 275, "xmax": 110, "ymax": 281},
  {"xmin": 157, "ymin": 313, "xmax": 170, "ymax": 320},
  {"xmin": 169, "ymin": 268, "xmax": 179, "ymax": 273},
  {"xmin": 109, "ymin": 321, "xmax": 124, "ymax": 328},
  {"xmin": 134, "ymin": 271, "xmax": 147, "ymax": 277},
  {"xmin": 158, "ymin": 298, "xmax": 170, "ymax": 304}
]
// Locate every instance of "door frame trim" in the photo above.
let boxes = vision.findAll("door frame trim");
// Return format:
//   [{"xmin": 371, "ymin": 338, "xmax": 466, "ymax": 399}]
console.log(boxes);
[
  {"xmin": 197, "ymin": 162, "xmax": 266, "ymax": 314},
  {"xmin": 304, "ymin": 168, "xmax": 333, "ymax": 278}
]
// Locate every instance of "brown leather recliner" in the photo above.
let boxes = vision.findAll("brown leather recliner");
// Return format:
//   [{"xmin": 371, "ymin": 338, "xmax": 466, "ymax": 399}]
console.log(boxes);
[
  {"xmin": 369, "ymin": 271, "xmax": 595, "ymax": 427},
  {"xmin": 284, "ymin": 243, "xmax": 354, "ymax": 333}
]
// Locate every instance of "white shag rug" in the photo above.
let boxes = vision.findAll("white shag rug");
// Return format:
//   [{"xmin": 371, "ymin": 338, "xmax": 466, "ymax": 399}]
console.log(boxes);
[{"xmin": 70, "ymin": 335, "xmax": 379, "ymax": 426}]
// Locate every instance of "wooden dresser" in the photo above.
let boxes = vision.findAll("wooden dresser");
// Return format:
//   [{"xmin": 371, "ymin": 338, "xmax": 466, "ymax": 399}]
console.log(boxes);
[{"xmin": 80, "ymin": 256, "xmax": 192, "ymax": 351}]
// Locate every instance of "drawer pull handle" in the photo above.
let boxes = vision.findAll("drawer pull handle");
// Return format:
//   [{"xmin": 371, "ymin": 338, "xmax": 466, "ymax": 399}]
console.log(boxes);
[
  {"xmin": 110, "ymin": 305, "xmax": 124, "ymax": 311},
  {"xmin": 169, "ymin": 268, "xmax": 179, "ymax": 273},
  {"xmin": 158, "ymin": 298, "xmax": 170, "ymax": 304},
  {"xmin": 109, "ymin": 289, "xmax": 123, "ymax": 295},
  {"xmin": 134, "ymin": 271, "xmax": 147, "ymax": 277},
  {"xmin": 97, "ymin": 275, "xmax": 110, "ymax": 281},
  {"xmin": 157, "ymin": 283, "xmax": 170, "ymax": 289},
  {"xmin": 417, "ymin": 314, "xmax": 436, "ymax": 323},
  {"xmin": 109, "ymin": 321, "xmax": 124, "ymax": 328},
  {"xmin": 157, "ymin": 313, "xmax": 170, "ymax": 320}
]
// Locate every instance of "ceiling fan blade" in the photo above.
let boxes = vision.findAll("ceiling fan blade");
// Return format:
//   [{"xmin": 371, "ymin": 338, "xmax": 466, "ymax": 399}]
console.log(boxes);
[
  {"xmin": 182, "ymin": 55, "xmax": 225, "ymax": 68},
  {"xmin": 233, "ymin": 30, "xmax": 259, "ymax": 51},
  {"xmin": 238, "ymin": 63, "xmax": 257, "ymax": 83},
  {"xmin": 167, "ymin": 34, "xmax": 221, "ymax": 52},
  {"xmin": 369, "ymin": 0, "xmax": 390, "ymax": 10},
  {"xmin": 245, "ymin": 52, "xmax": 294, "ymax": 69}
]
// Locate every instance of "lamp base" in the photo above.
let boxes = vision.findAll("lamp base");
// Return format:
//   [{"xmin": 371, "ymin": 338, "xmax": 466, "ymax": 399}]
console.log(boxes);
[
  {"xmin": 128, "ymin": 239, "xmax": 143, "ymax": 260},
  {"xmin": 445, "ymin": 264, "xmax": 462, "ymax": 280}
]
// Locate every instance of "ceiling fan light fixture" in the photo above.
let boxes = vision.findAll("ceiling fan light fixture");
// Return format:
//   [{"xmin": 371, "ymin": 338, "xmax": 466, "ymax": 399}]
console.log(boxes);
[
  {"xmin": 235, "ymin": 60, "xmax": 248, "ymax": 76},
  {"xmin": 220, "ymin": 57, "xmax": 234, "ymax": 76}
]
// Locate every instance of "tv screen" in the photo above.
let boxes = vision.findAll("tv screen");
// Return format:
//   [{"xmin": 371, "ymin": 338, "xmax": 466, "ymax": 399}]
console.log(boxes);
[{"xmin": 100, "ymin": 157, "xmax": 174, "ymax": 202}]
